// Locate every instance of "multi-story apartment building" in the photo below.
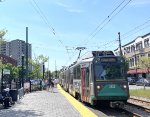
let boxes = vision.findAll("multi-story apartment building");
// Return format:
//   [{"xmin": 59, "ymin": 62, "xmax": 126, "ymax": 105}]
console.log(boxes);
[
  {"xmin": 0, "ymin": 39, "xmax": 32, "ymax": 66},
  {"xmin": 0, "ymin": 41, "xmax": 10, "ymax": 56},
  {"xmin": 114, "ymin": 33, "xmax": 150, "ymax": 78},
  {"xmin": 10, "ymin": 39, "xmax": 32, "ymax": 66}
]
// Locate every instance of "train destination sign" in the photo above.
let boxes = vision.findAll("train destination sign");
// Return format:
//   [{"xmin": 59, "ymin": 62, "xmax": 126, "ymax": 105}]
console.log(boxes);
[{"xmin": 100, "ymin": 57, "xmax": 117, "ymax": 62}]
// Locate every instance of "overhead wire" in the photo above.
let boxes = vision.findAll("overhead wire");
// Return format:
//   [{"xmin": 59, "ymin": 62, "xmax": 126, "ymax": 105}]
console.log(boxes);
[
  {"xmin": 30, "ymin": 0, "xmax": 55, "ymax": 35},
  {"xmin": 29, "ymin": 0, "xmax": 76, "ymax": 70},
  {"xmin": 29, "ymin": 1, "xmax": 68, "ymax": 47},
  {"xmin": 30, "ymin": 0, "xmax": 68, "ymax": 51},
  {"xmin": 85, "ymin": 0, "xmax": 133, "ymax": 45},
  {"xmin": 29, "ymin": 0, "xmax": 149, "ymax": 69},
  {"xmin": 79, "ymin": 0, "xmax": 132, "ymax": 47},
  {"xmin": 68, "ymin": 0, "xmax": 132, "ymax": 62},
  {"xmin": 88, "ymin": 0, "xmax": 126, "ymax": 37},
  {"xmin": 64, "ymin": 0, "xmax": 133, "ymax": 66},
  {"xmin": 96, "ymin": 18, "xmax": 150, "ymax": 50}
]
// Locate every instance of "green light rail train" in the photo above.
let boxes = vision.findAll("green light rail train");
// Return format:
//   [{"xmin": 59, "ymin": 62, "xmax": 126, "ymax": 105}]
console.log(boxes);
[{"xmin": 59, "ymin": 51, "xmax": 129, "ymax": 108}]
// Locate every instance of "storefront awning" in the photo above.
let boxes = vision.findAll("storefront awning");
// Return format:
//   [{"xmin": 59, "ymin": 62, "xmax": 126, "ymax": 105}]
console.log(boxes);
[{"xmin": 127, "ymin": 69, "xmax": 150, "ymax": 74}]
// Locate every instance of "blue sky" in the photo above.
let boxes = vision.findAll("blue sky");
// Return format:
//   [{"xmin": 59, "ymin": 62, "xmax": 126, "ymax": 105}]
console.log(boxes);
[{"xmin": 0, "ymin": 0, "xmax": 150, "ymax": 71}]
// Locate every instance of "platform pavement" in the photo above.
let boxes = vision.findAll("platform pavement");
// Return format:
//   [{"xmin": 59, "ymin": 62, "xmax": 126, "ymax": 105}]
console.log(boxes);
[{"xmin": 0, "ymin": 87, "xmax": 82, "ymax": 117}]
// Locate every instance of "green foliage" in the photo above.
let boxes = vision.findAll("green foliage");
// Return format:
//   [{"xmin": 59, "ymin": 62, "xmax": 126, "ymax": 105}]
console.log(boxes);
[
  {"xmin": 4, "ymin": 63, "xmax": 19, "ymax": 79},
  {"xmin": 122, "ymin": 56, "xmax": 129, "ymax": 72},
  {"xmin": 0, "ymin": 29, "xmax": 7, "ymax": 44},
  {"xmin": 44, "ymin": 70, "xmax": 52, "ymax": 79},
  {"xmin": 29, "ymin": 55, "xmax": 48, "ymax": 79},
  {"xmin": 130, "ymin": 89, "xmax": 150, "ymax": 99},
  {"xmin": 51, "ymin": 70, "xmax": 60, "ymax": 78},
  {"xmin": 138, "ymin": 56, "xmax": 150, "ymax": 72}
]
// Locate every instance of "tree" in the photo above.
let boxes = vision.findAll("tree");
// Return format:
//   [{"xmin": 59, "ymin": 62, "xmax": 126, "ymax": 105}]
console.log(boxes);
[
  {"xmin": 45, "ymin": 70, "xmax": 52, "ymax": 79},
  {"xmin": 0, "ymin": 29, "xmax": 7, "ymax": 44},
  {"xmin": 138, "ymin": 56, "xmax": 150, "ymax": 77},
  {"xmin": 0, "ymin": 29, "xmax": 7, "ymax": 68},
  {"xmin": 29, "ymin": 55, "xmax": 48, "ymax": 79},
  {"xmin": 121, "ymin": 56, "xmax": 129, "ymax": 77},
  {"xmin": 4, "ymin": 63, "xmax": 19, "ymax": 80}
]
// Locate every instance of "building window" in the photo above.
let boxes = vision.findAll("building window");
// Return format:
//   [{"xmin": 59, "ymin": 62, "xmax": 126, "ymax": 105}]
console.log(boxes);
[
  {"xmin": 144, "ymin": 38, "xmax": 149, "ymax": 48},
  {"xmin": 132, "ymin": 58, "xmax": 134, "ymax": 66},
  {"xmin": 141, "ymin": 54, "xmax": 145, "ymax": 57},
  {"xmin": 137, "ymin": 56, "xmax": 139, "ymax": 63},
  {"xmin": 127, "ymin": 47, "xmax": 130, "ymax": 53},
  {"xmin": 131, "ymin": 45, "xmax": 135, "ymax": 52},
  {"xmin": 136, "ymin": 42, "xmax": 143, "ymax": 50}
]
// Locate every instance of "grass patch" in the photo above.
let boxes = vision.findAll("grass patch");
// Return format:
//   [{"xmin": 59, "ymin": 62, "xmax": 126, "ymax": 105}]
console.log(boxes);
[{"xmin": 130, "ymin": 89, "xmax": 150, "ymax": 99}]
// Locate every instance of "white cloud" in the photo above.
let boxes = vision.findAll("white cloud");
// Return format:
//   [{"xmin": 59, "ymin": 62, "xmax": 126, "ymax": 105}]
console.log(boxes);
[
  {"xmin": 67, "ymin": 9, "xmax": 84, "ymax": 13},
  {"xmin": 55, "ymin": 1, "xmax": 84, "ymax": 13},
  {"xmin": 130, "ymin": 0, "xmax": 150, "ymax": 6},
  {"xmin": 55, "ymin": 2, "xmax": 69, "ymax": 8}
]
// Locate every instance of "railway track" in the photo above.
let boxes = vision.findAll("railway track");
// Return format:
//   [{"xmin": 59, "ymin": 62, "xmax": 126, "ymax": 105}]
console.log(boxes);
[
  {"xmin": 128, "ymin": 97, "xmax": 150, "ymax": 112},
  {"xmin": 129, "ymin": 97, "xmax": 150, "ymax": 107},
  {"xmin": 61, "ymin": 85, "xmax": 150, "ymax": 116},
  {"xmin": 85, "ymin": 97, "xmax": 150, "ymax": 117},
  {"xmin": 121, "ymin": 97, "xmax": 150, "ymax": 117}
]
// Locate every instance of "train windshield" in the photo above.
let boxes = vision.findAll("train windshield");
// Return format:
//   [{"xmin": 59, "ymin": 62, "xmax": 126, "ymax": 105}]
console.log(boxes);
[{"xmin": 94, "ymin": 64, "xmax": 125, "ymax": 81}]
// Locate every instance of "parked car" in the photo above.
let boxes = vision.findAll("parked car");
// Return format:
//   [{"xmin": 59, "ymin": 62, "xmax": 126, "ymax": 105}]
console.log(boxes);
[
  {"xmin": 136, "ymin": 78, "xmax": 150, "ymax": 86},
  {"xmin": 30, "ymin": 79, "xmax": 42, "ymax": 85},
  {"xmin": 127, "ymin": 77, "xmax": 136, "ymax": 85}
]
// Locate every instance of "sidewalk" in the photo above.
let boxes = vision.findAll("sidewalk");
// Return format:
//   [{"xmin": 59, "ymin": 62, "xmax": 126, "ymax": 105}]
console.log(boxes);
[{"xmin": 0, "ymin": 87, "xmax": 82, "ymax": 117}]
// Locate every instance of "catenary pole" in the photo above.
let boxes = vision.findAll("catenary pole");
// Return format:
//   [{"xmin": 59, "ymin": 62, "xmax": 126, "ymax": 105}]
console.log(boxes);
[
  {"xmin": 26, "ymin": 27, "xmax": 30, "ymax": 92},
  {"xmin": 118, "ymin": 32, "xmax": 123, "ymax": 56}
]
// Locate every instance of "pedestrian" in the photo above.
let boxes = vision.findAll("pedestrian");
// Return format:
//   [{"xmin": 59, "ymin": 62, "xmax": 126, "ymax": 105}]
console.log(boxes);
[
  {"xmin": 47, "ymin": 78, "xmax": 51, "ymax": 91},
  {"xmin": 50, "ymin": 79, "xmax": 54, "ymax": 93},
  {"xmin": 53, "ymin": 78, "xmax": 58, "ymax": 87}
]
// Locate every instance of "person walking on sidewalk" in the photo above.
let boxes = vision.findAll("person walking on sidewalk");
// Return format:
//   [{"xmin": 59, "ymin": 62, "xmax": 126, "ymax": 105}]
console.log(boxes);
[
  {"xmin": 50, "ymin": 79, "xmax": 54, "ymax": 93},
  {"xmin": 47, "ymin": 78, "xmax": 51, "ymax": 91}
]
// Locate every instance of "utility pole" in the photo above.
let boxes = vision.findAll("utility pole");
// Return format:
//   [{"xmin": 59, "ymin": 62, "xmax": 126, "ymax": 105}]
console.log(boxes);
[
  {"xmin": 76, "ymin": 47, "xmax": 86, "ymax": 60},
  {"xmin": 118, "ymin": 32, "xmax": 123, "ymax": 56}
]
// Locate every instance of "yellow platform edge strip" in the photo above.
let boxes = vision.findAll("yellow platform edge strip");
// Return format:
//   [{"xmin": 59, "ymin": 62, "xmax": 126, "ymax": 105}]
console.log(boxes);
[{"xmin": 57, "ymin": 84, "xmax": 98, "ymax": 117}]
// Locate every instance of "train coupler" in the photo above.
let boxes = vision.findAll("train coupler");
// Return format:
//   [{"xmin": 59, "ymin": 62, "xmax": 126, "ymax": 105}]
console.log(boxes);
[{"xmin": 110, "ymin": 101, "xmax": 125, "ymax": 108}]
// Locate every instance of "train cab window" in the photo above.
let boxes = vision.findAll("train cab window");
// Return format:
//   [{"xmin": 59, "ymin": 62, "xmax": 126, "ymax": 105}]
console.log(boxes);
[{"xmin": 95, "ymin": 64, "xmax": 125, "ymax": 81}]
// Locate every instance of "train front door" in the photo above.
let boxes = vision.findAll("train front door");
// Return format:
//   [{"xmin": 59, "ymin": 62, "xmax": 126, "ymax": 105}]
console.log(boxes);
[{"xmin": 81, "ymin": 66, "xmax": 90, "ymax": 102}]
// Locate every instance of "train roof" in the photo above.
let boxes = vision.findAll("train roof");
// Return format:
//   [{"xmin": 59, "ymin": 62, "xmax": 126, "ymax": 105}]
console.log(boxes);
[
  {"xmin": 78, "ymin": 51, "xmax": 114, "ymax": 60},
  {"xmin": 66, "ymin": 51, "xmax": 115, "ymax": 69}
]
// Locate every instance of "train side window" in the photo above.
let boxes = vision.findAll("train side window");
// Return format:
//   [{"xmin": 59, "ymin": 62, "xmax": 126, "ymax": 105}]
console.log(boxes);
[
  {"xmin": 86, "ymin": 68, "xmax": 90, "ymax": 87},
  {"xmin": 73, "ymin": 68, "xmax": 77, "ymax": 79},
  {"xmin": 77, "ymin": 66, "xmax": 81, "ymax": 79},
  {"xmin": 73, "ymin": 66, "xmax": 81, "ymax": 79}
]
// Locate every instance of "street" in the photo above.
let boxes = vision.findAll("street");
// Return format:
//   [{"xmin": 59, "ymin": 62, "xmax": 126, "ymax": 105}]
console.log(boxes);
[{"xmin": 129, "ymin": 85, "xmax": 150, "ymax": 90}]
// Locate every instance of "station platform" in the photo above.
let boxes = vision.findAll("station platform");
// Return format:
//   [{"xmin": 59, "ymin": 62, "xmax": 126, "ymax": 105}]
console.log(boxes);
[{"xmin": 0, "ymin": 85, "xmax": 97, "ymax": 117}]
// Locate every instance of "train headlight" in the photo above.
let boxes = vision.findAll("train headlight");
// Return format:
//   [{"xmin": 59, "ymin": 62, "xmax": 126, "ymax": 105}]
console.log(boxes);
[
  {"xmin": 97, "ymin": 85, "xmax": 100, "ymax": 89},
  {"xmin": 123, "ymin": 85, "xmax": 127, "ymax": 88}
]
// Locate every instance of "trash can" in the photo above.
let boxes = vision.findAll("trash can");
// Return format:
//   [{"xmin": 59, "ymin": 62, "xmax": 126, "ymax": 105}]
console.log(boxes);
[{"xmin": 9, "ymin": 89, "xmax": 18, "ymax": 102}]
